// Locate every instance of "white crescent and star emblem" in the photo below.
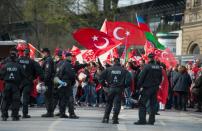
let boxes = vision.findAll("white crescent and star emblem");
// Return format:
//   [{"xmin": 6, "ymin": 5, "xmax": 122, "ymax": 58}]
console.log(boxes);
[
  {"xmin": 161, "ymin": 52, "xmax": 169, "ymax": 60},
  {"xmin": 113, "ymin": 27, "xmax": 130, "ymax": 40},
  {"xmin": 92, "ymin": 35, "xmax": 109, "ymax": 49}
]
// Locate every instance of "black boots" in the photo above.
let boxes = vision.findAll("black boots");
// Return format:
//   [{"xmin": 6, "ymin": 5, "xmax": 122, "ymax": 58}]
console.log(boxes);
[
  {"xmin": 41, "ymin": 112, "xmax": 54, "ymax": 117},
  {"xmin": 69, "ymin": 114, "xmax": 79, "ymax": 119},
  {"xmin": 134, "ymin": 121, "xmax": 146, "ymax": 125},
  {"xmin": 12, "ymin": 117, "xmax": 20, "ymax": 121},
  {"xmin": 2, "ymin": 117, "xmax": 7, "ymax": 121},
  {"xmin": 102, "ymin": 114, "xmax": 119, "ymax": 124},
  {"xmin": 102, "ymin": 117, "xmax": 109, "ymax": 123},
  {"xmin": 23, "ymin": 114, "xmax": 31, "ymax": 118},
  {"xmin": 60, "ymin": 114, "xmax": 69, "ymax": 118},
  {"xmin": 112, "ymin": 115, "xmax": 119, "ymax": 124}
]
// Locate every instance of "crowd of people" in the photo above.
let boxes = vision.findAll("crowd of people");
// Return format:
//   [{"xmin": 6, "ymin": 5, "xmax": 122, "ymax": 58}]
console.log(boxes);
[{"xmin": 0, "ymin": 43, "xmax": 202, "ymax": 124}]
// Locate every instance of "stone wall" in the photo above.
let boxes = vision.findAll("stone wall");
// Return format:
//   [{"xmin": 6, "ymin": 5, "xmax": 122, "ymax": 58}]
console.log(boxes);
[{"xmin": 182, "ymin": 24, "xmax": 202, "ymax": 54}]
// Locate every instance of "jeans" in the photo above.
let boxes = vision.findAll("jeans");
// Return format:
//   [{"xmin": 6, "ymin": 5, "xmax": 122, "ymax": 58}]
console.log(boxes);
[
  {"xmin": 80, "ymin": 84, "xmax": 96, "ymax": 105},
  {"xmin": 124, "ymin": 87, "xmax": 133, "ymax": 108}
]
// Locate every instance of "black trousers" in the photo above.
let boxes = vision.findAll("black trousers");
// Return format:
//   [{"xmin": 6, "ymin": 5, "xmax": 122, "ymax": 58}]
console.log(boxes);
[
  {"xmin": 22, "ymin": 83, "xmax": 33, "ymax": 115},
  {"xmin": 138, "ymin": 87, "xmax": 158, "ymax": 123},
  {"xmin": 1, "ymin": 83, "xmax": 20, "ymax": 118},
  {"xmin": 66, "ymin": 87, "xmax": 75, "ymax": 115},
  {"xmin": 104, "ymin": 88, "xmax": 122, "ymax": 119},
  {"xmin": 44, "ymin": 82, "xmax": 54, "ymax": 114},
  {"xmin": 174, "ymin": 91, "xmax": 188, "ymax": 110},
  {"xmin": 54, "ymin": 86, "xmax": 74, "ymax": 115}
]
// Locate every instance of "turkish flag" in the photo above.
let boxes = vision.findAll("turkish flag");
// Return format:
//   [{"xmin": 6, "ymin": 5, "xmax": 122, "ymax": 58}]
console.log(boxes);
[
  {"xmin": 144, "ymin": 42, "xmax": 177, "ymax": 68},
  {"xmin": 71, "ymin": 46, "xmax": 81, "ymax": 56},
  {"xmin": 160, "ymin": 48, "xmax": 177, "ymax": 68},
  {"xmin": 28, "ymin": 43, "xmax": 36, "ymax": 59},
  {"xmin": 157, "ymin": 69, "xmax": 169, "ymax": 104},
  {"xmin": 82, "ymin": 50, "xmax": 96, "ymax": 62},
  {"xmin": 105, "ymin": 21, "xmax": 146, "ymax": 47},
  {"xmin": 73, "ymin": 28, "xmax": 121, "ymax": 56}
]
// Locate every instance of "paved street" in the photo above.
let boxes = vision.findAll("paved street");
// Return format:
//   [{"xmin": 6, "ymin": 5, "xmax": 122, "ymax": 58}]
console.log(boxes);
[{"xmin": 0, "ymin": 107, "xmax": 202, "ymax": 131}]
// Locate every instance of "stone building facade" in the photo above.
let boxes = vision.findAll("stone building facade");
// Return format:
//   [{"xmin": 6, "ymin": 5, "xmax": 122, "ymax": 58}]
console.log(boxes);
[{"xmin": 182, "ymin": 0, "xmax": 202, "ymax": 55}]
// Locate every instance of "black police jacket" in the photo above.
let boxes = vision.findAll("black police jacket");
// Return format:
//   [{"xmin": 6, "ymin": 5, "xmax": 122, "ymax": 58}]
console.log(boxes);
[
  {"xmin": 137, "ymin": 61, "xmax": 162, "ymax": 89},
  {"xmin": 56, "ymin": 60, "xmax": 75, "ymax": 85},
  {"xmin": 0, "ymin": 60, "xmax": 26, "ymax": 86},
  {"xmin": 18, "ymin": 56, "xmax": 44, "ymax": 82},
  {"xmin": 42, "ymin": 56, "xmax": 54, "ymax": 83},
  {"xmin": 99, "ymin": 64, "xmax": 130, "ymax": 88}
]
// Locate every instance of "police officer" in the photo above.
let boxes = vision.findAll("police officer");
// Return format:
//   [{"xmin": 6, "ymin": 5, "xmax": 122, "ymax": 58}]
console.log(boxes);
[
  {"xmin": 52, "ymin": 50, "xmax": 65, "ymax": 117},
  {"xmin": 134, "ymin": 53, "xmax": 162, "ymax": 125},
  {"xmin": 41, "ymin": 48, "xmax": 55, "ymax": 117},
  {"xmin": 18, "ymin": 48, "xmax": 44, "ymax": 118},
  {"xmin": 100, "ymin": 58, "xmax": 130, "ymax": 124},
  {"xmin": 54, "ymin": 52, "xmax": 79, "ymax": 119},
  {"xmin": 0, "ymin": 49, "xmax": 26, "ymax": 121}
]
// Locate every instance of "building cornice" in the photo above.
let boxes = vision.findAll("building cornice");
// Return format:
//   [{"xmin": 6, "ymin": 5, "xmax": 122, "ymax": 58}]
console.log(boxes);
[{"xmin": 182, "ymin": 21, "xmax": 202, "ymax": 28}]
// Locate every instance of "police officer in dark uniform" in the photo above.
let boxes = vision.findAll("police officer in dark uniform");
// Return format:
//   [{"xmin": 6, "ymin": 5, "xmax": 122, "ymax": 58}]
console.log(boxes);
[
  {"xmin": 0, "ymin": 49, "xmax": 26, "ymax": 121},
  {"xmin": 52, "ymin": 50, "xmax": 66, "ymax": 117},
  {"xmin": 41, "ymin": 48, "xmax": 55, "ymax": 117},
  {"xmin": 18, "ymin": 48, "xmax": 44, "ymax": 118},
  {"xmin": 54, "ymin": 52, "xmax": 79, "ymax": 119},
  {"xmin": 134, "ymin": 53, "xmax": 162, "ymax": 125},
  {"xmin": 100, "ymin": 58, "xmax": 130, "ymax": 124}
]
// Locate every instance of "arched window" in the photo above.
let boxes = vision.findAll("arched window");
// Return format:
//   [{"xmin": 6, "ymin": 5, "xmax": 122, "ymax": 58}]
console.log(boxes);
[{"xmin": 189, "ymin": 43, "xmax": 200, "ymax": 54}]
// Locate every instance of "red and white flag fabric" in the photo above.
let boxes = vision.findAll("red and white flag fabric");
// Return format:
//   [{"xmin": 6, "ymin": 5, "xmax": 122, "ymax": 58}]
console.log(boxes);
[
  {"xmin": 112, "ymin": 48, "xmax": 119, "ymax": 58},
  {"xmin": 71, "ymin": 45, "xmax": 81, "ymax": 56},
  {"xmin": 157, "ymin": 69, "xmax": 169, "ymax": 104},
  {"xmin": 144, "ymin": 42, "xmax": 177, "ymax": 68},
  {"xmin": 128, "ymin": 49, "xmax": 136, "ymax": 59},
  {"xmin": 73, "ymin": 28, "xmax": 121, "ymax": 57},
  {"xmin": 28, "ymin": 43, "xmax": 36, "ymax": 59},
  {"xmin": 82, "ymin": 50, "xmax": 96, "ymax": 62},
  {"xmin": 105, "ymin": 21, "xmax": 146, "ymax": 47}
]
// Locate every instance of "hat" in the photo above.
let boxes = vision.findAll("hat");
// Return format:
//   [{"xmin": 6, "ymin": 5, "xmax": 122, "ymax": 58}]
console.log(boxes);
[
  {"xmin": 148, "ymin": 53, "xmax": 155, "ymax": 58},
  {"xmin": 41, "ymin": 48, "xmax": 50, "ymax": 53}
]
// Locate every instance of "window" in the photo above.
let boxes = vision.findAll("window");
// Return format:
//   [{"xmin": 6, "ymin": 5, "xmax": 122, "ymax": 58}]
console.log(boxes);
[
  {"xmin": 193, "ymin": 0, "xmax": 201, "ymax": 7},
  {"xmin": 189, "ymin": 43, "xmax": 200, "ymax": 54}
]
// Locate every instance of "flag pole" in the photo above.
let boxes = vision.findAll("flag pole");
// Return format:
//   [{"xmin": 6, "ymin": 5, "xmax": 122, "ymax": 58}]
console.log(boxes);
[
  {"xmin": 136, "ymin": 13, "xmax": 140, "ymax": 27},
  {"xmin": 124, "ymin": 36, "xmax": 128, "ymax": 65}
]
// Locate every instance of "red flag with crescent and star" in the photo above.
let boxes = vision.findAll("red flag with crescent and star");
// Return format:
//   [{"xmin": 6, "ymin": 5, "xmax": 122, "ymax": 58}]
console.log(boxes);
[
  {"xmin": 105, "ymin": 21, "xmax": 146, "ymax": 47},
  {"xmin": 72, "ymin": 28, "xmax": 121, "ymax": 57}
]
